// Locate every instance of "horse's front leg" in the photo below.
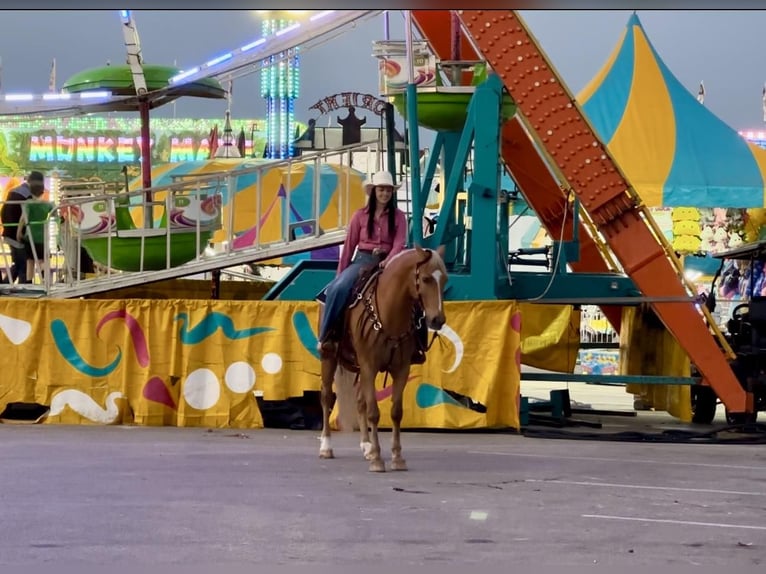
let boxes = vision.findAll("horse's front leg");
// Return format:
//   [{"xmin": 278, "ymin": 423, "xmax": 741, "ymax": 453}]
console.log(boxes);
[
  {"xmin": 389, "ymin": 364, "xmax": 411, "ymax": 471},
  {"xmin": 319, "ymin": 354, "xmax": 338, "ymax": 459},
  {"xmin": 359, "ymin": 364, "xmax": 385, "ymax": 472},
  {"xmin": 355, "ymin": 376, "xmax": 373, "ymax": 460}
]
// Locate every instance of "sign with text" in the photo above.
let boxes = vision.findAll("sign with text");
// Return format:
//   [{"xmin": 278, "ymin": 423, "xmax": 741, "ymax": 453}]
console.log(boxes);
[
  {"xmin": 0, "ymin": 116, "xmax": 269, "ymax": 181},
  {"xmin": 308, "ymin": 91, "xmax": 388, "ymax": 117}
]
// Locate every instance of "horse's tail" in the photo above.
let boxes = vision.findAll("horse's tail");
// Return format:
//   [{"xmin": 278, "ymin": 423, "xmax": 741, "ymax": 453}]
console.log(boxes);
[{"xmin": 334, "ymin": 365, "xmax": 359, "ymax": 432}]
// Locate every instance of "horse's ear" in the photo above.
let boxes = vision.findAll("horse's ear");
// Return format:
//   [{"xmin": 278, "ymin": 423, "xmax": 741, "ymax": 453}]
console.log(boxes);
[
  {"xmin": 414, "ymin": 244, "xmax": 425, "ymax": 255},
  {"xmin": 436, "ymin": 244, "xmax": 446, "ymax": 258}
]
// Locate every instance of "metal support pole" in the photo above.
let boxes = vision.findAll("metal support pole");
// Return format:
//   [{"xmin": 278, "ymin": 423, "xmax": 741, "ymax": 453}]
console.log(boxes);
[
  {"xmin": 139, "ymin": 99, "xmax": 152, "ymax": 229},
  {"xmin": 384, "ymin": 102, "xmax": 397, "ymax": 181},
  {"xmin": 404, "ymin": 10, "xmax": 423, "ymax": 246}
]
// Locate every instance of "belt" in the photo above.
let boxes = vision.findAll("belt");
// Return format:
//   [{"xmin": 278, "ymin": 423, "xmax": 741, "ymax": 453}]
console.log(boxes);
[{"xmin": 359, "ymin": 248, "xmax": 387, "ymax": 257}]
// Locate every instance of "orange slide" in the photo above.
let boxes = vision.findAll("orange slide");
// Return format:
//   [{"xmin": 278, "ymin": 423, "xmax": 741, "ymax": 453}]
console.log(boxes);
[
  {"xmin": 411, "ymin": 10, "xmax": 749, "ymax": 413},
  {"xmin": 411, "ymin": 10, "xmax": 623, "ymax": 332}
]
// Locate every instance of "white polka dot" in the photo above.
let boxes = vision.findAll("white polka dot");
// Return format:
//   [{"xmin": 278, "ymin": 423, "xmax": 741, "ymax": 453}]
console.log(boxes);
[
  {"xmin": 261, "ymin": 352, "xmax": 283, "ymax": 374},
  {"xmin": 183, "ymin": 368, "xmax": 221, "ymax": 410},
  {"xmin": 225, "ymin": 362, "xmax": 256, "ymax": 393}
]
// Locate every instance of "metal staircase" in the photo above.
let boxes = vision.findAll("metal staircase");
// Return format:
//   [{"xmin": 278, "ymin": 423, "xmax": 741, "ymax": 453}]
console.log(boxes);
[{"xmin": 0, "ymin": 143, "xmax": 379, "ymax": 299}]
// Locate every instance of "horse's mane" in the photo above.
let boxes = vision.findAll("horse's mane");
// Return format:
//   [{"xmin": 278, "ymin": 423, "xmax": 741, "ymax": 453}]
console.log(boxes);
[{"xmin": 384, "ymin": 247, "xmax": 441, "ymax": 272}]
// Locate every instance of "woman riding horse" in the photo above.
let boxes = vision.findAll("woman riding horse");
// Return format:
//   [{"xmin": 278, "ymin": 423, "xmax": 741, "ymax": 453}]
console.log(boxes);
[
  {"xmin": 317, "ymin": 170, "xmax": 408, "ymax": 353},
  {"xmin": 318, "ymin": 244, "xmax": 448, "ymax": 472}
]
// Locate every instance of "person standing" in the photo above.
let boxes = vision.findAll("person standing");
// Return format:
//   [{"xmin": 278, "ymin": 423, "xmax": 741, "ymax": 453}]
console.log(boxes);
[
  {"xmin": 1, "ymin": 171, "xmax": 44, "ymax": 284},
  {"xmin": 17, "ymin": 182, "xmax": 55, "ymax": 283}
]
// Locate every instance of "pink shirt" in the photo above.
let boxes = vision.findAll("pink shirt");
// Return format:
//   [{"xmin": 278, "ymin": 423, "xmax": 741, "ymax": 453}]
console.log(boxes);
[{"xmin": 338, "ymin": 206, "xmax": 408, "ymax": 273}]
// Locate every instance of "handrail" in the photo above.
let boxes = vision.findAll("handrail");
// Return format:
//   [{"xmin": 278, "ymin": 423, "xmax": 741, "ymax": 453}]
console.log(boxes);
[{"xmin": 1, "ymin": 139, "xmax": 378, "ymax": 296}]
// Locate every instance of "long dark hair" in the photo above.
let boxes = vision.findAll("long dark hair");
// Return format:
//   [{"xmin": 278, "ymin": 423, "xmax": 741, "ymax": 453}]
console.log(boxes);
[{"xmin": 367, "ymin": 188, "xmax": 396, "ymax": 238}]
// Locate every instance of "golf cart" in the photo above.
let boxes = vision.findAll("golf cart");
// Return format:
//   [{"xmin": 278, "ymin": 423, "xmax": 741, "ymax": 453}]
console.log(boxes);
[{"xmin": 693, "ymin": 239, "xmax": 766, "ymax": 424}]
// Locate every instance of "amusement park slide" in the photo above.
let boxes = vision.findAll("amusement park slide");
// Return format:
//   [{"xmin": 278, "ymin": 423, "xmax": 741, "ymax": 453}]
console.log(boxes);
[{"xmin": 413, "ymin": 10, "xmax": 749, "ymax": 413}]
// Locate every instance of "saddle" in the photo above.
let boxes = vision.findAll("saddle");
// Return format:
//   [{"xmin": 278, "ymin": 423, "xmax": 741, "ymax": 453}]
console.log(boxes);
[{"xmin": 325, "ymin": 265, "xmax": 429, "ymax": 370}]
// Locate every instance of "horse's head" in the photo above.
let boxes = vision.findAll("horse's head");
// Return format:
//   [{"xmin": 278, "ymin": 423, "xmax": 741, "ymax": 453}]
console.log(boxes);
[
  {"xmin": 381, "ymin": 245, "xmax": 448, "ymax": 330},
  {"xmin": 409, "ymin": 245, "xmax": 448, "ymax": 331}
]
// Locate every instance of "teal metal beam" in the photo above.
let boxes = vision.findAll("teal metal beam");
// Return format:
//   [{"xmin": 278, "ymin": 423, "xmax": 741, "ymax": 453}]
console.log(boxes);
[
  {"xmin": 262, "ymin": 260, "xmax": 337, "ymax": 301},
  {"xmin": 507, "ymin": 271, "xmax": 637, "ymax": 301},
  {"xmin": 384, "ymin": 102, "xmax": 398, "ymax": 182},
  {"xmin": 468, "ymin": 75, "xmax": 503, "ymax": 297},
  {"xmin": 406, "ymin": 83, "xmax": 424, "ymax": 246},
  {"xmin": 431, "ymin": 98, "xmax": 476, "ymax": 248},
  {"xmin": 521, "ymin": 372, "xmax": 701, "ymax": 386}
]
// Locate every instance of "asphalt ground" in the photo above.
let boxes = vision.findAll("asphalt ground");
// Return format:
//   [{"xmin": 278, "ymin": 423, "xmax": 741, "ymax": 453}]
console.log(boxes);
[{"xmin": 1, "ymin": 403, "xmax": 765, "ymax": 569}]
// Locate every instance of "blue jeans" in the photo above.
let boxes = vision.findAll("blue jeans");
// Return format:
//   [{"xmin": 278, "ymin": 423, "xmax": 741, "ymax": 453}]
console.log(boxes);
[
  {"xmin": 6, "ymin": 241, "xmax": 28, "ymax": 284},
  {"xmin": 318, "ymin": 251, "xmax": 380, "ymax": 342}
]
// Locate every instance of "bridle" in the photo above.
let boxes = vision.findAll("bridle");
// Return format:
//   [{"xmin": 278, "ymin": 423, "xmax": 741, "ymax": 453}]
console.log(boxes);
[
  {"xmin": 353, "ymin": 248, "xmax": 442, "ymax": 385},
  {"xmin": 413, "ymin": 248, "xmax": 434, "ymax": 317},
  {"xmin": 360, "ymin": 249, "xmax": 434, "ymax": 335}
]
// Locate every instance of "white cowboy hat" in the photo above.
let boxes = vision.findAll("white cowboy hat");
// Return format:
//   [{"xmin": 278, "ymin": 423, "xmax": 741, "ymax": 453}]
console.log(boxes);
[{"xmin": 363, "ymin": 170, "xmax": 401, "ymax": 195}]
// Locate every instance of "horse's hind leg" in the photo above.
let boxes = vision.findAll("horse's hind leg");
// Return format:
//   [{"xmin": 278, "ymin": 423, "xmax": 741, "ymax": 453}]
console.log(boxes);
[
  {"xmin": 359, "ymin": 365, "xmax": 385, "ymax": 472},
  {"xmin": 390, "ymin": 366, "xmax": 410, "ymax": 471},
  {"xmin": 319, "ymin": 355, "xmax": 337, "ymax": 459}
]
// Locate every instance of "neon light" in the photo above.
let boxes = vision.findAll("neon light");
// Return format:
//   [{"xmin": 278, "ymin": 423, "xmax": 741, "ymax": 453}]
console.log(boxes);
[
  {"xmin": 117, "ymin": 137, "xmax": 135, "ymax": 162},
  {"xmin": 170, "ymin": 67, "xmax": 201, "ymax": 83},
  {"xmin": 275, "ymin": 23, "xmax": 300, "ymax": 36},
  {"xmin": 261, "ymin": 15, "xmax": 301, "ymax": 159},
  {"xmin": 241, "ymin": 38, "xmax": 266, "ymax": 52},
  {"xmin": 205, "ymin": 53, "xmax": 233, "ymax": 67},
  {"xmin": 43, "ymin": 93, "xmax": 71, "ymax": 101},
  {"xmin": 56, "ymin": 136, "xmax": 75, "ymax": 161},
  {"xmin": 80, "ymin": 91, "xmax": 112, "ymax": 99},
  {"xmin": 195, "ymin": 138, "xmax": 212, "ymax": 160},
  {"xmin": 96, "ymin": 136, "xmax": 117, "ymax": 162},
  {"xmin": 29, "ymin": 136, "xmax": 55, "ymax": 161},
  {"xmin": 170, "ymin": 137, "xmax": 196, "ymax": 162},
  {"xmin": 310, "ymin": 10, "xmax": 334, "ymax": 21},
  {"xmin": 0, "ymin": 117, "xmax": 280, "ymax": 165},
  {"xmin": 5, "ymin": 94, "xmax": 35, "ymax": 101},
  {"xmin": 120, "ymin": 10, "xmax": 130, "ymax": 19},
  {"xmin": 76, "ymin": 136, "xmax": 97, "ymax": 162}
]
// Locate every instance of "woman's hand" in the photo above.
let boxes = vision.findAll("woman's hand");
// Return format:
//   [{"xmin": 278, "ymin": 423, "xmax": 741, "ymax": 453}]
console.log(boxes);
[{"xmin": 378, "ymin": 259, "xmax": 387, "ymax": 269}]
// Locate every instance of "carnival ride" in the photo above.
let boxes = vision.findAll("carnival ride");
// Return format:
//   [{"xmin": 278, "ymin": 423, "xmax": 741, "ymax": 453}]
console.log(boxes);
[
  {"xmin": 0, "ymin": 9, "xmax": 762, "ymax": 425},
  {"xmin": 261, "ymin": 10, "xmax": 760, "ymax": 425},
  {"xmin": 0, "ymin": 10, "xmax": 379, "ymax": 294}
]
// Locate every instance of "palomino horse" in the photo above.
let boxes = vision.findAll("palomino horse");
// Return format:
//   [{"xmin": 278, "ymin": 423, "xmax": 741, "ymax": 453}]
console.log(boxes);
[{"xmin": 318, "ymin": 245, "xmax": 448, "ymax": 472}]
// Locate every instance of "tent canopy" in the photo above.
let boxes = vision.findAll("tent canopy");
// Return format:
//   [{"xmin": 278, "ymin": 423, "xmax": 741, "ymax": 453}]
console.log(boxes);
[{"xmin": 577, "ymin": 13, "xmax": 766, "ymax": 208}]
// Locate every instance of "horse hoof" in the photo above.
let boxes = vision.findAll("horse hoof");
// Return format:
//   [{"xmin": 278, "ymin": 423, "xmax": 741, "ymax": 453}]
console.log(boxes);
[
  {"xmin": 368, "ymin": 459, "xmax": 386, "ymax": 473},
  {"xmin": 391, "ymin": 458, "xmax": 408, "ymax": 471},
  {"xmin": 319, "ymin": 449, "xmax": 335, "ymax": 459}
]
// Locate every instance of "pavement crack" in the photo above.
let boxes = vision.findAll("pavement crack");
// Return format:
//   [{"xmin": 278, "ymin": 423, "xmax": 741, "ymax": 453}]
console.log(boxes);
[
  {"xmin": 392, "ymin": 487, "xmax": 429, "ymax": 494},
  {"xmin": 436, "ymin": 479, "xmax": 525, "ymax": 490}
]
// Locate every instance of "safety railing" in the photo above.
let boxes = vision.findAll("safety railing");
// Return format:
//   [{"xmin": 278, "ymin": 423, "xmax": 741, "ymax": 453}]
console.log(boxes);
[
  {"xmin": 579, "ymin": 305, "xmax": 619, "ymax": 348},
  {"xmin": 0, "ymin": 141, "xmax": 376, "ymax": 297}
]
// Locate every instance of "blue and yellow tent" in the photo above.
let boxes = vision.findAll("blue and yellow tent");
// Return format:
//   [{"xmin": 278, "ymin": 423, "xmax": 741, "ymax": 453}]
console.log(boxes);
[{"xmin": 578, "ymin": 13, "xmax": 766, "ymax": 208}]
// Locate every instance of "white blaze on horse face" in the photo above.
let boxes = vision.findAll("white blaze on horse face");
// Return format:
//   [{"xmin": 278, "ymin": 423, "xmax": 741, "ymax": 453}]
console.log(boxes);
[{"xmin": 432, "ymin": 270, "xmax": 444, "ymax": 311}]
